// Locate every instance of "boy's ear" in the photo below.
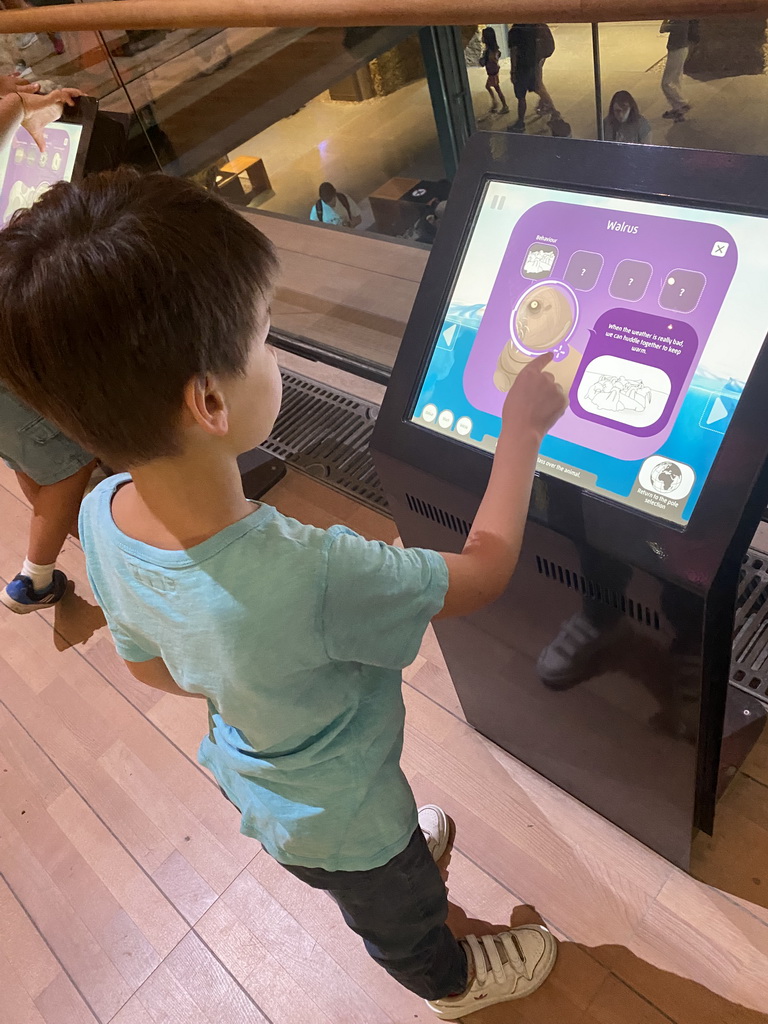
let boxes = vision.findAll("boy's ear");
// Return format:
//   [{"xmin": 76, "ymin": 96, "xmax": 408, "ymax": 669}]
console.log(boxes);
[{"xmin": 183, "ymin": 374, "xmax": 229, "ymax": 437}]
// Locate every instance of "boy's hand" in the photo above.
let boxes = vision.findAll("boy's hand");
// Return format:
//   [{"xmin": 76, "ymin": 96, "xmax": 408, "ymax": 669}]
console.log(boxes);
[
  {"xmin": 500, "ymin": 352, "xmax": 568, "ymax": 440},
  {"xmin": 19, "ymin": 88, "xmax": 84, "ymax": 152},
  {"xmin": 0, "ymin": 74, "xmax": 41, "ymax": 98}
]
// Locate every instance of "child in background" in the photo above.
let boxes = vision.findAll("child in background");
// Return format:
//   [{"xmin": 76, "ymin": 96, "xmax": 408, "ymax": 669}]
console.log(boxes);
[
  {"xmin": 0, "ymin": 170, "xmax": 566, "ymax": 1018},
  {"xmin": 0, "ymin": 77, "xmax": 93, "ymax": 612},
  {"xmin": 0, "ymin": 384, "xmax": 94, "ymax": 612},
  {"xmin": 480, "ymin": 27, "xmax": 508, "ymax": 115}
]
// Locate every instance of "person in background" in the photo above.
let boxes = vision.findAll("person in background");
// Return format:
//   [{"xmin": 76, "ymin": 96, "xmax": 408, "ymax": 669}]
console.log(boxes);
[
  {"xmin": 0, "ymin": 0, "xmax": 66, "ymax": 62},
  {"xmin": 309, "ymin": 181, "xmax": 362, "ymax": 228},
  {"xmin": 660, "ymin": 19, "xmax": 699, "ymax": 122},
  {"xmin": 603, "ymin": 90, "xmax": 652, "ymax": 144},
  {"xmin": 507, "ymin": 23, "xmax": 556, "ymax": 133},
  {"xmin": 480, "ymin": 26, "xmax": 508, "ymax": 115},
  {"xmin": 0, "ymin": 78, "xmax": 95, "ymax": 613}
]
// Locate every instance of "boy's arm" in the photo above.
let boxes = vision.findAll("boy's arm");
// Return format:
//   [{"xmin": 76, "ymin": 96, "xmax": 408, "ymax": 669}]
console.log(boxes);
[
  {"xmin": 436, "ymin": 353, "xmax": 567, "ymax": 619},
  {"xmin": 124, "ymin": 657, "xmax": 206, "ymax": 699}
]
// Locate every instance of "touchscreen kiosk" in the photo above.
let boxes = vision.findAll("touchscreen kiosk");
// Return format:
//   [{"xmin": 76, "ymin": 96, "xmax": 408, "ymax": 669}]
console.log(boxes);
[
  {"xmin": 0, "ymin": 95, "xmax": 96, "ymax": 228},
  {"xmin": 371, "ymin": 132, "xmax": 768, "ymax": 869}
]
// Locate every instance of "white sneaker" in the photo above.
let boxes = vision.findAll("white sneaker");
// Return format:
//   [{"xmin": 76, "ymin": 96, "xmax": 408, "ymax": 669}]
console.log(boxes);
[
  {"xmin": 418, "ymin": 804, "xmax": 451, "ymax": 863},
  {"xmin": 17, "ymin": 33, "xmax": 37, "ymax": 50},
  {"xmin": 427, "ymin": 926, "xmax": 557, "ymax": 1019}
]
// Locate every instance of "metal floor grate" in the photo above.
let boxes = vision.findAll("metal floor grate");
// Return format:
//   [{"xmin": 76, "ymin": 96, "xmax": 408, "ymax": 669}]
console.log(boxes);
[
  {"xmin": 261, "ymin": 370, "xmax": 389, "ymax": 514},
  {"xmin": 731, "ymin": 550, "xmax": 768, "ymax": 706}
]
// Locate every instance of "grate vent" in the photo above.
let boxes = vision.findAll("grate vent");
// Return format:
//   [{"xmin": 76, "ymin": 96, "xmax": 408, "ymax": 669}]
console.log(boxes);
[
  {"xmin": 731, "ymin": 552, "xmax": 768, "ymax": 703},
  {"xmin": 536, "ymin": 555, "xmax": 661, "ymax": 630},
  {"xmin": 406, "ymin": 494, "xmax": 472, "ymax": 536},
  {"xmin": 260, "ymin": 371, "xmax": 389, "ymax": 513}
]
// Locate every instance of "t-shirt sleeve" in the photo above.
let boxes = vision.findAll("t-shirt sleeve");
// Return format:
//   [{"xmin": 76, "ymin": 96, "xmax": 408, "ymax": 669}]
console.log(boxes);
[
  {"xmin": 321, "ymin": 529, "xmax": 448, "ymax": 669},
  {"xmin": 79, "ymin": 497, "xmax": 156, "ymax": 664},
  {"xmin": 85, "ymin": 563, "xmax": 155, "ymax": 662}
]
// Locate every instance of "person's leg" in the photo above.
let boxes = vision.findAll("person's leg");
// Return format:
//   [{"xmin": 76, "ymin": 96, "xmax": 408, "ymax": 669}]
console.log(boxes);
[
  {"xmin": 535, "ymin": 59, "xmax": 555, "ymax": 112},
  {"xmin": 494, "ymin": 83, "xmax": 509, "ymax": 113},
  {"xmin": 286, "ymin": 827, "xmax": 468, "ymax": 1000},
  {"xmin": 25, "ymin": 460, "xmax": 94, "ymax": 567},
  {"xmin": 662, "ymin": 46, "xmax": 687, "ymax": 112},
  {"xmin": 485, "ymin": 78, "xmax": 499, "ymax": 112}
]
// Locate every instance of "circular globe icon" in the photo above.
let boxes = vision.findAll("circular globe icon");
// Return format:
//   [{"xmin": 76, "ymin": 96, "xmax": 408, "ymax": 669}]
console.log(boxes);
[{"xmin": 650, "ymin": 461, "xmax": 682, "ymax": 494}]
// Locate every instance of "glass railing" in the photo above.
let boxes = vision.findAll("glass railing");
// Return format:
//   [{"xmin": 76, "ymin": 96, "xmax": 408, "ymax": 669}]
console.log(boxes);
[{"xmin": 2, "ymin": 15, "xmax": 768, "ymax": 374}]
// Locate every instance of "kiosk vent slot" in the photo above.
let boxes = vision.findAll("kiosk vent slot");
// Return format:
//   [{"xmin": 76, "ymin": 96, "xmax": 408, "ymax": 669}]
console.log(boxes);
[
  {"xmin": 405, "ymin": 494, "xmax": 472, "ymax": 536},
  {"xmin": 535, "ymin": 556, "xmax": 661, "ymax": 630},
  {"xmin": 731, "ymin": 552, "xmax": 768, "ymax": 704},
  {"xmin": 259, "ymin": 370, "xmax": 389, "ymax": 514}
]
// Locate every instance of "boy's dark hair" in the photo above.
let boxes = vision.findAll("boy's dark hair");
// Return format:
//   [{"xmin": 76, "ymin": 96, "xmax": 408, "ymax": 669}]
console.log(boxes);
[
  {"xmin": 0, "ymin": 168, "xmax": 278, "ymax": 467},
  {"xmin": 318, "ymin": 181, "xmax": 337, "ymax": 204}
]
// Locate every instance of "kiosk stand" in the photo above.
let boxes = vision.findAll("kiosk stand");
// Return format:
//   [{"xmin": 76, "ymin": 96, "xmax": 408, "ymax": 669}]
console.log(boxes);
[{"xmin": 371, "ymin": 132, "xmax": 768, "ymax": 869}]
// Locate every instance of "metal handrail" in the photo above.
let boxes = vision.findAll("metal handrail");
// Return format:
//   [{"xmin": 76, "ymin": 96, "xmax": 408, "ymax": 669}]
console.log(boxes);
[{"xmin": 0, "ymin": 0, "xmax": 765, "ymax": 32}]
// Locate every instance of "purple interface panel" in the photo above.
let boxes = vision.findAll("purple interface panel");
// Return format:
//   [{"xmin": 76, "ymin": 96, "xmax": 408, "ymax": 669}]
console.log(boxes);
[
  {"xmin": 463, "ymin": 201, "xmax": 738, "ymax": 462},
  {"xmin": 0, "ymin": 121, "xmax": 81, "ymax": 229}
]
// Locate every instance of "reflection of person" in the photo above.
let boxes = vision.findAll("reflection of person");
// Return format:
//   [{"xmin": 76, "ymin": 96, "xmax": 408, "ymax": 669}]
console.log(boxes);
[
  {"xmin": 507, "ymin": 23, "xmax": 556, "ymax": 133},
  {"xmin": 480, "ymin": 27, "xmax": 508, "ymax": 115},
  {"xmin": 309, "ymin": 181, "xmax": 362, "ymax": 228},
  {"xmin": 660, "ymin": 20, "xmax": 699, "ymax": 122},
  {"xmin": 0, "ymin": 169, "xmax": 567, "ymax": 1017},
  {"xmin": 0, "ymin": 0, "xmax": 66, "ymax": 59},
  {"xmin": 0, "ymin": 81, "xmax": 94, "ymax": 612},
  {"xmin": 604, "ymin": 91, "xmax": 652, "ymax": 144}
]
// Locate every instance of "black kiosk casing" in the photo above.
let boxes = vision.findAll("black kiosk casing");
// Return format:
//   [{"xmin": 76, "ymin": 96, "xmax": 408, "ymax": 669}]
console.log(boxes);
[{"xmin": 370, "ymin": 132, "xmax": 768, "ymax": 869}]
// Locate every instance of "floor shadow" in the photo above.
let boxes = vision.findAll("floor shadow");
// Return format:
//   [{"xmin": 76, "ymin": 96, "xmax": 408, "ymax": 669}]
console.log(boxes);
[
  {"xmin": 441, "ymin": 900, "xmax": 768, "ymax": 1023},
  {"xmin": 434, "ymin": 836, "xmax": 768, "ymax": 1023},
  {"xmin": 52, "ymin": 581, "xmax": 106, "ymax": 651}
]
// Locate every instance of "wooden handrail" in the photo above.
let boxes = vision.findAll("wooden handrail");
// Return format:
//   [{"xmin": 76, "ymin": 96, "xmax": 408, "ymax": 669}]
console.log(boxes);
[{"xmin": 0, "ymin": 0, "xmax": 766, "ymax": 33}]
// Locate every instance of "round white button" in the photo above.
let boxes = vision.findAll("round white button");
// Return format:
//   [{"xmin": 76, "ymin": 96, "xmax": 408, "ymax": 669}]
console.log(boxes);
[
  {"xmin": 438, "ymin": 409, "xmax": 455, "ymax": 429},
  {"xmin": 422, "ymin": 404, "xmax": 438, "ymax": 423},
  {"xmin": 456, "ymin": 416, "xmax": 472, "ymax": 436}
]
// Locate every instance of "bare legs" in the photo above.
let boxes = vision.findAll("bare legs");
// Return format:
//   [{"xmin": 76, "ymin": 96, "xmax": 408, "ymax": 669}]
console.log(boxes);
[{"xmin": 16, "ymin": 461, "xmax": 94, "ymax": 566}]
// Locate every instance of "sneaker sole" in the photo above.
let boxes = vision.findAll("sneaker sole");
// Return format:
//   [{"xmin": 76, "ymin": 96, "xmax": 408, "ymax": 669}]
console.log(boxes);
[
  {"xmin": 428, "ymin": 927, "xmax": 558, "ymax": 1019},
  {"xmin": 0, "ymin": 589, "xmax": 64, "ymax": 614}
]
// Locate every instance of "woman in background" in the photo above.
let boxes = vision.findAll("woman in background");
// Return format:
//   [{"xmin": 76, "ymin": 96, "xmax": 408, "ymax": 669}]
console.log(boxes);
[
  {"xmin": 480, "ymin": 27, "xmax": 508, "ymax": 115},
  {"xmin": 603, "ymin": 90, "xmax": 652, "ymax": 145}
]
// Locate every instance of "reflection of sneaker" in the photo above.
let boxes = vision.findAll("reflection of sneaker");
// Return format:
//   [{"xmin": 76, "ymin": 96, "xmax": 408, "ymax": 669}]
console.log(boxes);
[
  {"xmin": 419, "ymin": 804, "xmax": 451, "ymax": 863},
  {"xmin": 507, "ymin": 119, "xmax": 525, "ymax": 133},
  {"xmin": 18, "ymin": 33, "xmax": 37, "ymax": 50},
  {"xmin": 427, "ymin": 927, "xmax": 558, "ymax": 1019},
  {"xmin": 499, "ymin": 105, "xmax": 510, "ymax": 114},
  {"xmin": 0, "ymin": 571, "xmax": 68, "ymax": 615},
  {"xmin": 537, "ymin": 613, "xmax": 615, "ymax": 689},
  {"xmin": 14, "ymin": 60, "xmax": 35, "ymax": 80}
]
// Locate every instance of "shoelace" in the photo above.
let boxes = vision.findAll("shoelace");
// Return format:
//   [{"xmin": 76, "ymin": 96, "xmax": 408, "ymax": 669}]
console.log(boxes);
[{"xmin": 462, "ymin": 932, "xmax": 531, "ymax": 988}]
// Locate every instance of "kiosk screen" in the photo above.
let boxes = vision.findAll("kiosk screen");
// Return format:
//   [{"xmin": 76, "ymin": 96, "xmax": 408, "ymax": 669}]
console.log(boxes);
[
  {"xmin": 411, "ymin": 180, "xmax": 768, "ymax": 525},
  {"xmin": 0, "ymin": 120, "xmax": 82, "ymax": 229}
]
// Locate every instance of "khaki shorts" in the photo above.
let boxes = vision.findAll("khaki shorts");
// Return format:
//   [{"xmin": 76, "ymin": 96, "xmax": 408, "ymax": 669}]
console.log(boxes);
[{"xmin": 0, "ymin": 383, "xmax": 93, "ymax": 486}]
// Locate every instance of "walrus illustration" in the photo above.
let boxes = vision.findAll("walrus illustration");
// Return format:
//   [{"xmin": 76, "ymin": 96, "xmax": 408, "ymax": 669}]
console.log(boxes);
[{"xmin": 494, "ymin": 283, "xmax": 583, "ymax": 394}]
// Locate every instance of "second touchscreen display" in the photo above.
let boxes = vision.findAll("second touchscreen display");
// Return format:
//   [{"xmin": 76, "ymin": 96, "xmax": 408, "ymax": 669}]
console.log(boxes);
[{"xmin": 411, "ymin": 180, "xmax": 768, "ymax": 525}]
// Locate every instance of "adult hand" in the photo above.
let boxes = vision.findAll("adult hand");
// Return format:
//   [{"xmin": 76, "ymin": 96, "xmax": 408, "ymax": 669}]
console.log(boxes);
[
  {"xmin": 0, "ymin": 73, "xmax": 41, "ymax": 98},
  {"xmin": 19, "ymin": 87, "xmax": 83, "ymax": 152}
]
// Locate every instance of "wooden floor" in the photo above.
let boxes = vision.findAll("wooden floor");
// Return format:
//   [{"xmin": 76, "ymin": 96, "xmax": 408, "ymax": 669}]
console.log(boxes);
[{"xmin": 1, "ymin": 460, "xmax": 767, "ymax": 1024}]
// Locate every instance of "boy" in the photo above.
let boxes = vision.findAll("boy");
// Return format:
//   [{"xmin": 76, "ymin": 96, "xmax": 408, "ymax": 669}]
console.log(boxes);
[{"xmin": 0, "ymin": 170, "xmax": 566, "ymax": 1018}]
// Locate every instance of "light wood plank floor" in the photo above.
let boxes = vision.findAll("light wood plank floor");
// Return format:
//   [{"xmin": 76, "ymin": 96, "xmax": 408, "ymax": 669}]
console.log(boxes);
[{"xmin": 0, "ymin": 460, "xmax": 767, "ymax": 1023}]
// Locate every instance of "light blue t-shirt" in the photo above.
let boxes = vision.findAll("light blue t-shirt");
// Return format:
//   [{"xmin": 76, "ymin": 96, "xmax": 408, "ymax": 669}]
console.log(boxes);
[{"xmin": 80, "ymin": 475, "xmax": 448, "ymax": 871}]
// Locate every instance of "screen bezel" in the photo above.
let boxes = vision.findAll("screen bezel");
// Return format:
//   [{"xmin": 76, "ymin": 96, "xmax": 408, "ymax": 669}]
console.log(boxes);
[
  {"xmin": 374, "ymin": 132, "xmax": 768, "ymax": 585},
  {"xmin": 406, "ymin": 173, "xmax": 766, "ymax": 531},
  {"xmin": 58, "ymin": 95, "xmax": 98, "ymax": 183}
]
